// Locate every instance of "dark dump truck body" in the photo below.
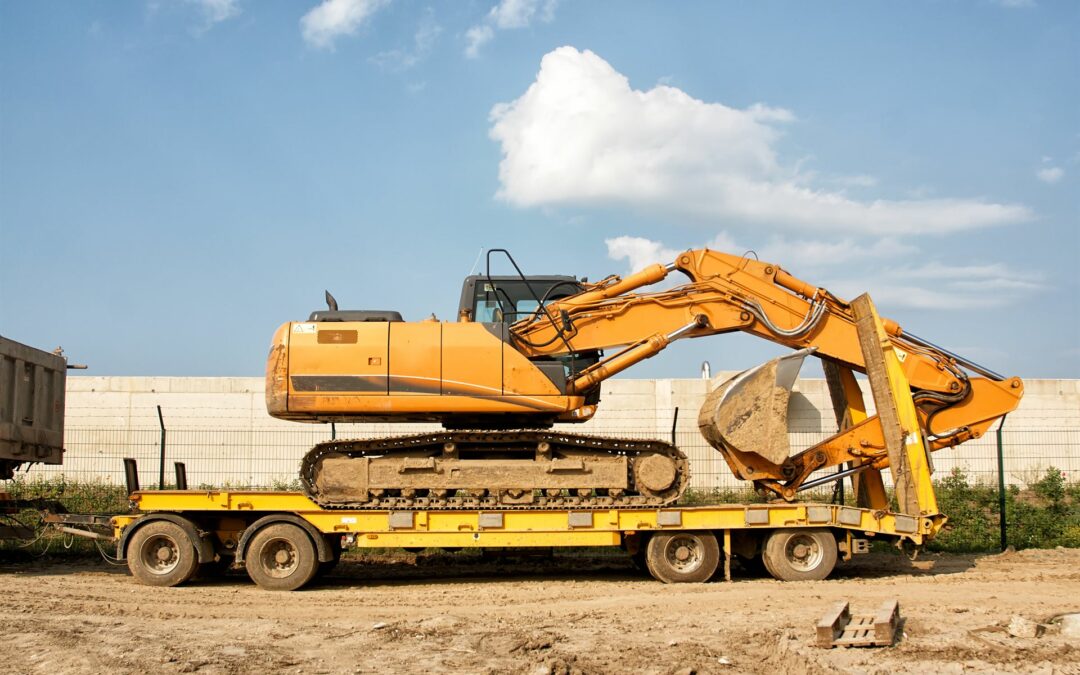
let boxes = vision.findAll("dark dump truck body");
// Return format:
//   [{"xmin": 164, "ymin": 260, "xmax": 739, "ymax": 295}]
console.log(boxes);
[{"xmin": 0, "ymin": 335, "xmax": 66, "ymax": 479}]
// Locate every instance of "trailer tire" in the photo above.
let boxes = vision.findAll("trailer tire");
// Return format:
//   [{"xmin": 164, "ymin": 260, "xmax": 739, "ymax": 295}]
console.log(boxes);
[
  {"xmin": 127, "ymin": 520, "xmax": 200, "ymax": 587},
  {"xmin": 761, "ymin": 528, "xmax": 837, "ymax": 581},
  {"xmin": 645, "ymin": 531, "xmax": 720, "ymax": 583},
  {"xmin": 244, "ymin": 523, "xmax": 319, "ymax": 591}
]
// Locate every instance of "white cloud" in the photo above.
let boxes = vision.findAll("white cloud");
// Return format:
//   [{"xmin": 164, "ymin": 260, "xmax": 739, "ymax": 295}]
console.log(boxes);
[
  {"xmin": 749, "ymin": 235, "xmax": 918, "ymax": 272},
  {"xmin": 488, "ymin": 0, "xmax": 557, "ymax": 28},
  {"xmin": 465, "ymin": 0, "xmax": 558, "ymax": 58},
  {"xmin": 604, "ymin": 234, "xmax": 1044, "ymax": 311},
  {"xmin": 1037, "ymin": 166, "xmax": 1064, "ymax": 184},
  {"xmin": 826, "ymin": 262, "xmax": 1045, "ymax": 310},
  {"xmin": 370, "ymin": 9, "xmax": 441, "ymax": 70},
  {"xmin": 489, "ymin": 47, "xmax": 1033, "ymax": 235},
  {"xmin": 464, "ymin": 25, "xmax": 494, "ymax": 59},
  {"xmin": 605, "ymin": 236, "xmax": 680, "ymax": 273},
  {"xmin": 191, "ymin": 0, "xmax": 240, "ymax": 23},
  {"xmin": 301, "ymin": 0, "xmax": 390, "ymax": 50},
  {"xmin": 177, "ymin": 0, "xmax": 239, "ymax": 32},
  {"xmin": 993, "ymin": 0, "xmax": 1036, "ymax": 8},
  {"xmin": 828, "ymin": 174, "xmax": 879, "ymax": 188}
]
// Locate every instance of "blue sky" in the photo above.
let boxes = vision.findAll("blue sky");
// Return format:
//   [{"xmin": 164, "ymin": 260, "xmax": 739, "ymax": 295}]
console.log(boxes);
[{"xmin": 1, "ymin": 0, "xmax": 1077, "ymax": 380}]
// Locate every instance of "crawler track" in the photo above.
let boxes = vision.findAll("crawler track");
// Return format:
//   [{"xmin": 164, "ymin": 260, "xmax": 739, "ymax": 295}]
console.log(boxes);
[{"xmin": 300, "ymin": 430, "xmax": 689, "ymax": 510}]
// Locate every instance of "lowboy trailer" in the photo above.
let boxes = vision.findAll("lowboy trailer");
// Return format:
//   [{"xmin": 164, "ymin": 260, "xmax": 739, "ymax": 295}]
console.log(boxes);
[{"xmin": 69, "ymin": 487, "xmax": 933, "ymax": 591}]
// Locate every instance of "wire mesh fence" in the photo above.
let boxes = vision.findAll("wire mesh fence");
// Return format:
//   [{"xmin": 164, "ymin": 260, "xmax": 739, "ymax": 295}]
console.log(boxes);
[{"xmin": 5, "ymin": 423, "xmax": 1078, "ymax": 551}]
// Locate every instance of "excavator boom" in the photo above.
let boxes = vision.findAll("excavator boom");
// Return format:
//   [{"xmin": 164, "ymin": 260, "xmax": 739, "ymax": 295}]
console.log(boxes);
[{"xmin": 510, "ymin": 249, "xmax": 1023, "ymax": 502}]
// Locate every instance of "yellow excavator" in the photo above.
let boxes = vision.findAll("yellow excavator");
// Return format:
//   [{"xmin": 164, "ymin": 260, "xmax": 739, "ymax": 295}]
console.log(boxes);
[{"xmin": 266, "ymin": 248, "xmax": 1023, "ymax": 513}]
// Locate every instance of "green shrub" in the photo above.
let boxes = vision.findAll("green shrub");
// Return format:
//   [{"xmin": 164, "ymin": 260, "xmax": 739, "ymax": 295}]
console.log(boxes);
[{"xmin": 928, "ymin": 466, "xmax": 1080, "ymax": 552}]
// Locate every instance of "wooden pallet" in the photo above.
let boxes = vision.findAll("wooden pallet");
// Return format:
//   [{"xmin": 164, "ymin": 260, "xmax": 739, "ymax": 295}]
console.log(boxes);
[{"xmin": 817, "ymin": 600, "xmax": 901, "ymax": 648}]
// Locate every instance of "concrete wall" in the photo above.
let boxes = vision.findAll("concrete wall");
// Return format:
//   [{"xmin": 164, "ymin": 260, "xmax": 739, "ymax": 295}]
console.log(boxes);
[{"xmin": 45, "ymin": 375, "xmax": 1080, "ymax": 490}]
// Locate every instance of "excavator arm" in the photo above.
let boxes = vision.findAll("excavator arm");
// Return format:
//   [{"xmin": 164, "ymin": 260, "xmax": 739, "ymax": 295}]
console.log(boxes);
[{"xmin": 510, "ymin": 248, "xmax": 1024, "ymax": 507}]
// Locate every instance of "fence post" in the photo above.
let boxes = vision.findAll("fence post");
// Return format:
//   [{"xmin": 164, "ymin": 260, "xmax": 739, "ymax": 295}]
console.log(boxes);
[
  {"xmin": 996, "ymin": 415, "xmax": 1008, "ymax": 551},
  {"xmin": 157, "ymin": 405, "xmax": 167, "ymax": 490}
]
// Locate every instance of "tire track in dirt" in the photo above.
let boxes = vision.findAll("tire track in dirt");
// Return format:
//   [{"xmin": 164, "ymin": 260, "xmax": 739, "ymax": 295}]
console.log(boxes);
[{"xmin": 1, "ymin": 550, "xmax": 1077, "ymax": 674}]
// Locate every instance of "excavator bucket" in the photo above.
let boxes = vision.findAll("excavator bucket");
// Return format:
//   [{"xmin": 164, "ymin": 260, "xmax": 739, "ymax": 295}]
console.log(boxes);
[{"xmin": 698, "ymin": 349, "xmax": 813, "ymax": 466}]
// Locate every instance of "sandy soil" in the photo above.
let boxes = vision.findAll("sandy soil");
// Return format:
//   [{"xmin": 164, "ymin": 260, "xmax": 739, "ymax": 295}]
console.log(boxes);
[{"xmin": 0, "ymin": 548, "xmax": 1078, "ymax": 674}]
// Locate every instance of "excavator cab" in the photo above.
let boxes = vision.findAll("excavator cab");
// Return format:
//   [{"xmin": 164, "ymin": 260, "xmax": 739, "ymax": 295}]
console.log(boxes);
[{"xmin": 458, "ymin": 275, "xmax": 583, "ymax": 323}]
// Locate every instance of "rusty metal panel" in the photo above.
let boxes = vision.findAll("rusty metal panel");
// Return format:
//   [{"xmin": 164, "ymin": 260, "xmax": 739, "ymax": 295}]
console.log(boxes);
[
  {"xmin": 838, "ymin": 507, "xmax": 863, "ymax": 526},
  {"xmin": 745, "ymin": 508, "xmax": 770, "ymax": 525},
  {"xmin": 0, "ymin": 336, "xmax": 66, "ymax": 469},
  {"xmin": 657, "ymin": 510, "xmax": 682, "ymax": 526},
  {"xmin": 568, "ymin": 512, "xmax": 593, "ymax": 528},
  {"xmin": 893, "ymin": 515, "xmax": 917, "ymax": 533},
  {"xmin": 807, "ymin": 506, "xmax": 832, "ymax": 524}
]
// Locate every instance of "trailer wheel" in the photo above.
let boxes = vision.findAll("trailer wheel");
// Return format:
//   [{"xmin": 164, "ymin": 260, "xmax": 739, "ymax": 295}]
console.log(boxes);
[
  {"xmin": 645, "ymin": 531, "xmax": 720, "ymax": 583},
  {"xmin": 761, "ymin": 528, "xmax": 837, "ymax": 581},
  {"xmin": 127, "ymin": 520, "xmax": 200, "ymax": 587},
  {"xmin": 244, "ymin": 523, "xmax": 319, "ymax": 591}
]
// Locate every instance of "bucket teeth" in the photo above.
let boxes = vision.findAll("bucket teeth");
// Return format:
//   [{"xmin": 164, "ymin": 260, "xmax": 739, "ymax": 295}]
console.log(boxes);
[{"xmin": 698, "ymin": 348, "xmax": 814, "ymax": 466}]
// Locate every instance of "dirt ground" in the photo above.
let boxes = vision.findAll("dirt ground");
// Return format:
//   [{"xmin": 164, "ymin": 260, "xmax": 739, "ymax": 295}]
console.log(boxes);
[{"xmin": 0, "ymin": 547, "xmax": 1077, "ymax": 675}]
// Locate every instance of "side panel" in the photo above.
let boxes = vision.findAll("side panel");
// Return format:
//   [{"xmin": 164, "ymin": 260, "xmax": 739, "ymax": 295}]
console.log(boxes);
[
  {"xmin": 440, "ymin": 323, "xmax": 503, "ymax": 396},
  {"xmin": 287, "ymin": 322, "xmax": 390, "ymax": 395},
  {"xmin": 503, "ymin": 345, "xmax": 562, "ymax": 396},
  {"xmin": 388, "ymin": 323, "xmax": 442, "ymax": 395},
  {"xmin": 0, "ymin": 335, "xmax": 66, "ymax": 466},
  {"xmin": 272, "ymin": 321, "xmax": 580, "ymax": 419}
]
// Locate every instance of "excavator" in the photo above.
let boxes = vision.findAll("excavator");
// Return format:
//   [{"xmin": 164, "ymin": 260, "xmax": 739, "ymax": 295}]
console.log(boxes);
[{"xmin": 265, "ymin": 248, "xmax": 1024, "ymax": 514}]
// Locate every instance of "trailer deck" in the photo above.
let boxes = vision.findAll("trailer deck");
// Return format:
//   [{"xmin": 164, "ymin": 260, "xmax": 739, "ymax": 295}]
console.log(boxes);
[
  {"xmin": 118, "ymin": 489, "xmax": 933, "ymax": 548},
  {"xmin": 70, "ymin": 489, "xmax": 943, "ymax": 591}
]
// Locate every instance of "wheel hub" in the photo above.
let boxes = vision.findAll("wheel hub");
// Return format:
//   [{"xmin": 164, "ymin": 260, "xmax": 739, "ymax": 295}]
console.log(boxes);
[
  {"xmin": 261, "ymin": 538, "xmax": 299, "ymax": 577},
  {"xmin": 785, "ymin": 534, "xmax": 823, "ymax": 571},
  {"xmin": 141, "ymin": 534, "xmax": 181, "ymax": 575},
  {"xmin": 665, "ymin": 536, "xmax": 702, "ymax": 572}
]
